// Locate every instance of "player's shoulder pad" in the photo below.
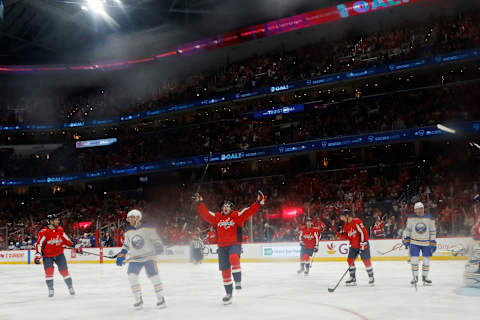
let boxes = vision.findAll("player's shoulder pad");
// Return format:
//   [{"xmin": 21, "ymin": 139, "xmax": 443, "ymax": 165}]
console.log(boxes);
[
  {"xmin": 424, "ymin": 214, "xmax": 434, "ymax": 219},
  {"xmin": 141, "ymin": 223, "xmax": 155, "ymax": 229},
  {"xmin": 57, "ymin": 226, "xmax": 65, "ymax": 231},
  {"xmin": 125, "ymin": 226, "xmax": 136, "ymax": 232},
  {"xmin": 408, "ymin": 214, "xmax": 417, "ymax": 218}
]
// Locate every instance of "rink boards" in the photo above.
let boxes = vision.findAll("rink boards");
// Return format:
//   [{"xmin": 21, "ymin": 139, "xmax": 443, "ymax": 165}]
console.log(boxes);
[{"xmin": 0, "ymin": 237, "xmax": 471, "ymax": 264}]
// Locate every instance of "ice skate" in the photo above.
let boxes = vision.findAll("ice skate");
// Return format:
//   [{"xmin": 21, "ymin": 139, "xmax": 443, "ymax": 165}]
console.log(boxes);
[{"xmin": 222, "ymin": 293, "xmax": 232, "ymax": 305}]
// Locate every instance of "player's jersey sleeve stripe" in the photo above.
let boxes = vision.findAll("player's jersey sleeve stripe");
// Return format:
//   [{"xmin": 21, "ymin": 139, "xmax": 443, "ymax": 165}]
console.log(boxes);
[
  {"xmin": 237, "ymin": 208, "xmax": 248, "ymax": 217},
  {"xmin": 36, "ymin": 235, "xmax": 46, "ymax": 252},
  {"xmin": 208, "ymin": 211, "xmax": 216, "ymax": 217},
  {"xmin": 356, "ymin": 223, "xmax": 365, "ymax": 242},
  {"xmin": 62, "ymin": 233, "xmax": 71, "ymax": 242}
]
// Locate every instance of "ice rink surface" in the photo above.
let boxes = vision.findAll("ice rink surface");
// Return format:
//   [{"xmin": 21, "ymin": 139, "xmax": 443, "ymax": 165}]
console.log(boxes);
[{"xmin": 0, "ymin": 260, "xmax": 477, "ymax": 320}]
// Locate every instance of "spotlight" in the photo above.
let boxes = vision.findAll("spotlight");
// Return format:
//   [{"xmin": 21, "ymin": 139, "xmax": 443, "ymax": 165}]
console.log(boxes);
[{"xmin": 87, "ymin": 0, "xmax": 105, "ymax": 14}]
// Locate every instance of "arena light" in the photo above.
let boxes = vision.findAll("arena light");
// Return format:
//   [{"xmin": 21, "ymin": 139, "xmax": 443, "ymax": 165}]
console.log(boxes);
[{"xmin": 87, "ymin": 0, "xmax": 106, "ymax": 14}]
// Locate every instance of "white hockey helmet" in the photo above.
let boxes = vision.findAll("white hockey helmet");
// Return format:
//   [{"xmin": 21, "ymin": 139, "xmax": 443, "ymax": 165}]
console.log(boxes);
[
  {"xmin": 127, "ymin": 209, "xmax": 142, "ymax": 220},
  {"xmin": 414, "ymin": 202, "xmax": 424, "ymax": 210}
]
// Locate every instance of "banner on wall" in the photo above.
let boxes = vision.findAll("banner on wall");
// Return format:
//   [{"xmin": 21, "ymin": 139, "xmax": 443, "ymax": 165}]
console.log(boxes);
[{"xmin": 0, "ymin": 239, "xmax": 473, "ymax": 264}]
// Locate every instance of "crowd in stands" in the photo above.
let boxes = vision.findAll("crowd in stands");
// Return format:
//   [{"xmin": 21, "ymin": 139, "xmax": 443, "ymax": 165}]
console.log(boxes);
[
  {"xmin": 2, "ymin": 143, "xmax": 479, "ymax": 250},
  {"xmin": 1, "ymin": 11, "xmax": 480, "ymax": 125},
  {"xmin": 1, "ymin": 10, "xmax": 480, "ymax": 252},
  {"xmin": 2, "ymin": 81, "xmax": 479, "ymax": 179}
]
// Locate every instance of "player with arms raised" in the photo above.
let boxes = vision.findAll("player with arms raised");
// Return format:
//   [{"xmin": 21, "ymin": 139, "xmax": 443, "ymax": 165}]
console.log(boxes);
[
  {"xmin": 116, "ymin": 209, "xmax": 166, "ymax": 309},
  {"xmin": 402, "ymin": 202, "xmax": 436, "ymax": 286},
  {"xmin": 194, "ymin": 190, "xmax": 265, "ymax": 305},
  {"xmin": 297, "ymin": 217, "xmax": 319, "ymax": 275},
  {"xmin": 34, "ymin": 213, "xmax": 79, "ymax": 297},
  {"xmin": 340, "ymin": 209, "xmax": 375, "ymax": 286}
]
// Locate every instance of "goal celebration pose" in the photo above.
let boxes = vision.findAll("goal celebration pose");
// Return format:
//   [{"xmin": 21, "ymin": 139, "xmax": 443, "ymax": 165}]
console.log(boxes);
[{"xmin": 194, "ymin": 190, "xmax": 265, "ymax": 305}]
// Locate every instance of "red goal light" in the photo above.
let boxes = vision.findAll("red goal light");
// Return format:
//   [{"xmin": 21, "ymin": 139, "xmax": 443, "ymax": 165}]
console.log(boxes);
[{"xmin": 282, "ymin": 207, "xmax": 303, "ymax": 219}]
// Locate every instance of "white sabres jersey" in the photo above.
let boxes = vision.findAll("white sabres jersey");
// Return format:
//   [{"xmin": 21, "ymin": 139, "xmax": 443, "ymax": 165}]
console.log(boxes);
[
  {"xmin": 122, "ymin": 223, "xmax": 163, "ymax": 262},
  {"xmin": 403, "ymin": 214, "xmax": 436, "ymax": 246}
]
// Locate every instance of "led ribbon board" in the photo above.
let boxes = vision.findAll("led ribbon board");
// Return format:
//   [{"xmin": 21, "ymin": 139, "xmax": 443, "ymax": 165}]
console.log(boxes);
[{"xmin": 0, "ymin": 1, "xmax": 422, "ymax": 73}]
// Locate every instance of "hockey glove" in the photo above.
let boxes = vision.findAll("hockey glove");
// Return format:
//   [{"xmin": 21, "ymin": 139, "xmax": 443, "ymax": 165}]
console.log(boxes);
[
  {"xmin": 360, "ymin": 241, "xmax": 368, "ymax": 251},
  {"xmin": 257, "ymin": 190, "xmax": 266, "ymax": 205},
  {"xmin": 34, "ymin": 252, "xmax": 41, "ymax": 264},
  {"xmin": 402, "ymin": 237, "xmax": 411, "ymax": 249},
  {"xmin": 313, "ymin": 245, "xmax": 319, "ymax": 253},
  {"xmin": 192, "ymin": 193, "xmax": 203, "ymax": 203},
  {"xmin": 116, "ymin": 252, "xmax": 126, "ymax": 266},
  {"xmin": 75, "ymin": 247, "xmax": 83, "ymax": 255},
  {"xmin": 430, "ymin": 240, "xmax": 437, "ymax": 254}
]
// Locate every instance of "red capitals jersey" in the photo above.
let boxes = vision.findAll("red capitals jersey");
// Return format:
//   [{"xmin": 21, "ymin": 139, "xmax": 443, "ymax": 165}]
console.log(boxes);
[
  {"xmin": 298, "ymin": 226, "xmax": 319, "ymax": 249},
  {"xmin": 314, "ymin": 221, "xmax": 327, "ymax": 235},
  {"xmin": 372, "ymin": 220, "xmax": 385, "ymax": 237},
  {"xmin": 474, "ymin": 217, "xmax": 480, "ymax": 240},
  {"xmin": 204, "ymin": 230, "xmax": 217, "ymax": 244},
  {"xmin": 35, "ymin": 226, "xmax": 73, "ymax": 258},
  {"xmin": 344, "ymin": 218, "xmax": 369, "ymax": 249},
  {"xmin": 197, "ymin": 202, "xmax": 261, "ymax": 247}
]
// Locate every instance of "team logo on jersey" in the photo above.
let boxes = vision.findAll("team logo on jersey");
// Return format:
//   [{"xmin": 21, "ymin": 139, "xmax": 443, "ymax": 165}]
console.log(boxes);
[
  {"xmin": 131, "ymin": 235, "xmax": 145, "ymax": 250},
  {"xmin": 47, "ymin": 237, "xmax": 62, "ymax": 246},
  {"xmin": 218, "ymin": 218, "xmax": 235, "ymax": 230},
  {"xmin": 347, "ymin": 230, "xmax": 357, "ymax": 237},
  {"xmin": 415, "ymin": 222, "xmax": 427, "ymax": 234},
  {"xmin": 303, "ymin": 234, "xmax": 315, "ymax": 240},
  {"xmin": 327, "ymin": 243, "xmax": 336, "ymax": 254}
]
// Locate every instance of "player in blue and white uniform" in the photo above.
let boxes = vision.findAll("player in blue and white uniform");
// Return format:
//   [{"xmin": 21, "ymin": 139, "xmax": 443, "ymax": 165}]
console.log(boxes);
[
  {"xmin": 116, "ymin": 209, "xmax": 166, "ymax": 309},
  {"xmin": 402, "ymin": 202, "xmax": 436, "ymax": 286}
]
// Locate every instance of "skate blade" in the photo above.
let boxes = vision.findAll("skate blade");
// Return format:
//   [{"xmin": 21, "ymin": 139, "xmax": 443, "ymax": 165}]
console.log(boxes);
[
  {"xmin": 223, "ymin": 300, "xmax": 232, "ymax": 305},
  {"xmin": 157, "ymin": 304, "xmax": 167, "ymax": 309},
  {"xmin": 423, "ymin": 282, "xmax": 432, "ymax": 286},
  {"xmin": 345, "ymin": 283, "xmax": 357, "ymax": 287}
]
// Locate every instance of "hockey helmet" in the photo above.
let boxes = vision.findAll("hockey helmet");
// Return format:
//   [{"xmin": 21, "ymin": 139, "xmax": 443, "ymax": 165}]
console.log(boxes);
[
  {"xmin": 46, "ymin": 212, "xmax": 59, "ymax": 225},
  {"xmin": 222, "ymin": 200, "xmax": 235, "ymax": 209},
  {"xmin": 127, "ymin": 209, "xmax": 142, "ymax": 220}
]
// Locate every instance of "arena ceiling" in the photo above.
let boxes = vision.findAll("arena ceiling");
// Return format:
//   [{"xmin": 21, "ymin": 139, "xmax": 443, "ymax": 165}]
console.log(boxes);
[{"xmin": 0, "ymin": 0, "xmax": 324, "ymax": 65}]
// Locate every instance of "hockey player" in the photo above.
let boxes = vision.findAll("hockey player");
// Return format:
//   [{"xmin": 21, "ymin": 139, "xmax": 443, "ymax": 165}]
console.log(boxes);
[
  {"xmin": 194, "ymin": 190, "xmax": 265, "ymax": 305},
  {"xmin": 464, "ymin": 215, "xmax": 480, "ymax": 286},
  {"xmin": 340, "ymin": 209, "xmax": 375, "ymax": 286},
  {"xmin": 297, "ymin": 217, "xmax": 319, "ymax": 275},
  {"xmin": 402, "ymin": 202, "xmax": 436, "ymax": 286},
  {"xmin": 204, "ymin": 226, "xmax": 217, "ymax": 245},
  {"xmin": 115, "ymin": 209, "xmax": 166, "ymax": 309},
  {"xmin": 34, "ymin": 213, "xmax": 79, "ymax": 297},
  {"xmin": 314, "ymin": 217, "xmax": 327, "ymax": 237}
]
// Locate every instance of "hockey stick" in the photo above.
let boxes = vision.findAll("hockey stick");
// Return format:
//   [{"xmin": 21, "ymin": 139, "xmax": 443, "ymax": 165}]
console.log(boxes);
[
  {"xmin": 308, "ymin": 250, "xmax": 318, "ymax": 272},
  {"xmin": 377, "ymin": 243, "xmax": 403, "ymax": 255},
  {"xmin": 328, "ymin": 266, "xmax": 350, "ymax": 293},
  {"xmin": 409, "ymin": 246, "xmax": 418, "ymax": 292},
  {"xmin": 193, "ymin": 151, "xmax": 213, "ymax": 198},
  {"xmin": 75, "ymin": 248, "xmax": 119, "ymax": 259}
]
